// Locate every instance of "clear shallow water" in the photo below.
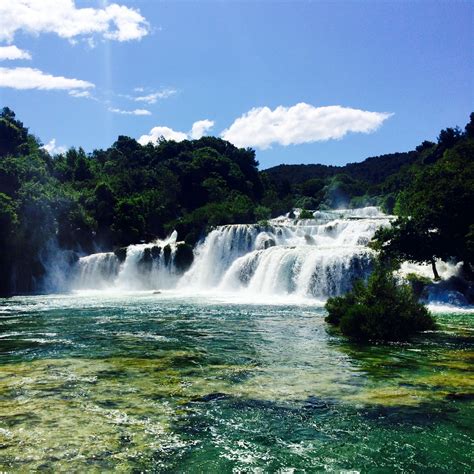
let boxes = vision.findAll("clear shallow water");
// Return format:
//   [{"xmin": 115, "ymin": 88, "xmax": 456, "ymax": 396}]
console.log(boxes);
[{"xmin": 0, "ymin": 292, "xmax": 473, "ymax": 472}]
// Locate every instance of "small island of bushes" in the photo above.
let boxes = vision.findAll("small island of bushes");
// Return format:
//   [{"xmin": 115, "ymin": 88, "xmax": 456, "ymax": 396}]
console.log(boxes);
[{"xmin": 325, "ymin": 264, "xmax": 436, "ymax": 342}]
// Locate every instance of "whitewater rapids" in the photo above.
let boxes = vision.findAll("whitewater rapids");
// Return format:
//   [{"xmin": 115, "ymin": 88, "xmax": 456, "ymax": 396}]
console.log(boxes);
[{"xmin": 72, "ymin": 207, "xmax": 395, "ymax": 299}]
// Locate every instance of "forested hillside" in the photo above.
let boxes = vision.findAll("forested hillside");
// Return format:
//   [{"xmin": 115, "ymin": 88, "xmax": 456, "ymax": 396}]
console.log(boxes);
[
  {"xmin": 263, "ymin": 122, "xmax": 473, "ymax": 214},
  {"xmin": 0, "ymin": 107, "xmax": 472, "ymax": 294},
  {"xmin": 264, "ymin": 151, "xmax": 417, "ymax": 187}
]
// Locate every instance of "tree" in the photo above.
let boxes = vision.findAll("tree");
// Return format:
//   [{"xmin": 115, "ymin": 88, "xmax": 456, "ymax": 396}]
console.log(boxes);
[
  {"xmin": 325, "ymin": 263, "xmax": 435, "ymax": 342},
  {"xmin": 372, "ymin": 135, "xmax": 474, "ymax": 280},
  {"xmin": 465, "ymin": 113, "xmax": 474, "ymax": 138},
  {"xmin": 0, "ymin": 107, "xmax": 30, "ymax": 157},
  {"xmin": 371, "ymin": 218, "xmax": 444, "ymax": 279}
]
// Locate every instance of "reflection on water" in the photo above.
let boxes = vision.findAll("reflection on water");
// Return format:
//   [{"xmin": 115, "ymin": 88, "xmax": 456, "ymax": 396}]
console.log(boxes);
[{"xmin": 0, "ymin": 292, "xmax": 473, "ymax": 471}]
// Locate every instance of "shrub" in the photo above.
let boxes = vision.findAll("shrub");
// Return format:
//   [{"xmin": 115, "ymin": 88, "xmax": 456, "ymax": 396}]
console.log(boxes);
[
  {"xmin": 325, "ymin": 264, "xmax": 435, "ymax": 342},
  {"xmin": 299, "ymin": 209, "xmax": 314, "ymax": 219},
  {"xmin": 254, "ymin": 205, "xmax": 271, "ymax": 221},
  {"xmin": 404, "ymin": 272, "xmax": 432, "ymax": 298}
]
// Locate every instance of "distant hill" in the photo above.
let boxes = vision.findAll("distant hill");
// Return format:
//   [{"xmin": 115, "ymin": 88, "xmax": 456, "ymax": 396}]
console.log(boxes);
[{"xmin": 263, "ymin": 151, "xmax": 418, "ymax": 186}]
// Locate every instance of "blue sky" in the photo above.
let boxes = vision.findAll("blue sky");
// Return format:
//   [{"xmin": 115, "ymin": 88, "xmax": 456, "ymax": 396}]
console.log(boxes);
[{"xmin": 0, "ymin": 0, "xmax": 472, "ymax": 169}]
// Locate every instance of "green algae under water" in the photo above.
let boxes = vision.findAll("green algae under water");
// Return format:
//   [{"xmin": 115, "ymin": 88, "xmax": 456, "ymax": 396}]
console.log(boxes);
[{"xmin": 0, "ymin": 292, "xmax": 472, "ymax": 472}]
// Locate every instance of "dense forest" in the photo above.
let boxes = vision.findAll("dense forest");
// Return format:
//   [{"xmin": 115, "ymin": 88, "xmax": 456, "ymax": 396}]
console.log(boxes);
[{"xmin": 0, "ymin": 107, "xmax": 473, "ymax": 294}]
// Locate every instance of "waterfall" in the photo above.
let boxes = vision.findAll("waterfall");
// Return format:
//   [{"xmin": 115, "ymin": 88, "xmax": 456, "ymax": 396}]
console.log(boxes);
[
  {"xmin": 73, "ymin": 231, "xmax": 189, "ymax": 290},
  {"xmin": 218, "ymin": 246, "xmax": 373, "ymax": 298},
  {"xmin": 76, "ymin": 252, "xmax": 120, "ymax": 289},
  {"xmin": 70, "ymin": 207, "xmax": 392, "ymax": 298},
  {"xmin": 179, "ymin": 207, "xmax": 390, "ymax": 298}
]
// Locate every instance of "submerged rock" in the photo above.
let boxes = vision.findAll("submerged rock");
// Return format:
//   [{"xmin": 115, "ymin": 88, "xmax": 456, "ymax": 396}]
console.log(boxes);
[{"xmin": 446, "ymin": 393, "xmax": 474, "ymax": 401}]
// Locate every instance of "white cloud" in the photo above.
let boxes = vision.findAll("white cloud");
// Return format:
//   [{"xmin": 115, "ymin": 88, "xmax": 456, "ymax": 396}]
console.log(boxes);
[
  {"xmin": 0, "ymin": 45, "xmax": 31, "ymax": 61},
  {"xmin": 0, "ymin": 66, "xmax": 94, "ymax": 90},
  {"xmin": 138, "ymin": 126, "xmax": 188, "ymax": 144},
  {"xmin": 134, "ymin": 88, "xmax": 177, "ymax": 104},
  {"xmin": 0, "ymin": 0, "xmax": 149, "ymax": 43},
  {"xmin": 190, "ymin": 119, "xmax": 215, "ymax": 139},
  {"xmin": 221, "ymin": 103, "xmax": 393, "ymax": 149},
  {"xmin": 138, "ymin": 119, "xmax": 215, "ymax": 145},
  {"xmin": 42, "ymin": 138, "xmax": 66, "ymax": 155},
  {"xmin": 109, "ymin": 107, "xmax": 151, "ymax": 116}
]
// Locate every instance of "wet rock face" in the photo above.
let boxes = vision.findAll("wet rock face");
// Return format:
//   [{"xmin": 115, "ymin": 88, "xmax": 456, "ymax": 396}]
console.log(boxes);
[
  {"xmin": 424, "ymin": 276, "xmax": 474, "ymax": 306},
  {"xmin": 151, "ymin": 246, "xmax": 161, "ymax": 259},
  {"xmin": 114, "ymin": 247, "xmax": 127, "ymax": 263},
  {"xmin": 163, "ymin": 245, "xmax": 172, "ymax": 266},
  {"xmin": 174, "ymin": 243, "xmax": 194, "ymax": 272},
  {"xmin": 138, "ymin": 247, "xmax": 153, "ymax": 272},
  {"xmin": 262, "ymin": 238, "xmax": 276, "ymax": 249}
]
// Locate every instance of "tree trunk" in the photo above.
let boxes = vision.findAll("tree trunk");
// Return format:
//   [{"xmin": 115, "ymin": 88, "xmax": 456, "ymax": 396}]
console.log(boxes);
[{"xmin": 431, "ymin": 259, "xmax": 440, "ymax": 281}]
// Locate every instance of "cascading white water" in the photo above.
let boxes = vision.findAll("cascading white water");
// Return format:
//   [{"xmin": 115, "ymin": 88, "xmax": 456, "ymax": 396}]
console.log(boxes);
[
  {"xmin": 74, "ymin": 231, "xmax": 183, "ymax": 290},
  {"xmin": 219, "ymin": 246, "xmax": 373, "ymax": 297},
  {"xmin": 76, "ymin": 252, "xmax": 120, "ymax": 289},
  {"xmin": 179, "ymin": 207, "xmax": 391, "ymax": 298},
  {"xmin": 71, "ymin": 207, "xmax": 393, "ymax": 298}
]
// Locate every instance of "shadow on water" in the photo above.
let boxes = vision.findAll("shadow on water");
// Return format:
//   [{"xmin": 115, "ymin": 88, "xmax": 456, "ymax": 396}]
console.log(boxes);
[{"xmin": 324, "ymin": 309, "xmax": 474, "ymax": 402}]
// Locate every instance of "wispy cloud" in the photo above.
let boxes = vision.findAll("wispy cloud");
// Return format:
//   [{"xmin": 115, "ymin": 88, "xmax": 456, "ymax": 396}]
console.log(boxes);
[
  {"xmin": 0, "ymin": 45, "xmax": 31, "ymax": 61},
  {"xmin": 69, "ymin": 89, "xmax": 155, "ymax": 117},
  {"xmin": 42, "ymin": 138, "xmax": 66, "ymax": 155},
  {"xmin": 0, "ymin": 66, "xmax": 94, "ymax": 90},
  {"xmin": 69, "ymin": 89, "xmax": 93, "ymax": 99},
  {"xmin": 109, "ymin": 107, "xmax": 151, "ymax": 116},
  {"xmin": 138, "ymin": 119, "xmax": 214, "ymax": 144},
  {"xmin": 221, "ymin": 103, "xmax": 393, "ymax": 149},
  {"xmin": 133, "ymin": 88, "xmax": 177, "ymax": 105},
  {"xmin": 0, "ymin": 0, "xmax": 150, "ymax": 43}
]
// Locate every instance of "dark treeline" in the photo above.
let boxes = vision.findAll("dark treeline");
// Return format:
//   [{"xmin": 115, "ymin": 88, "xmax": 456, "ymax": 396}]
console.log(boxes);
[{"xmin": 0, "ymin": 107, "xmax": 472, "ymax": 294}]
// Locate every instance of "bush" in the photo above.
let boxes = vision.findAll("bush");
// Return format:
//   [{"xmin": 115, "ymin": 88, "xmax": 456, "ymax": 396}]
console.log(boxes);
[
  {"xmin": 325, "ymin": 265, "xmax": 435, "ymax": 342},
  {"xmin": 299, "ymin": 209, "xmax": 314, "ymax": 219},
  {"xmin": 254, "ymin": 205, "xmax": 271, "ymax": 221},
  {"xmin": 404, "ymin": 272, "xmax": 432, "ymax": 299}
]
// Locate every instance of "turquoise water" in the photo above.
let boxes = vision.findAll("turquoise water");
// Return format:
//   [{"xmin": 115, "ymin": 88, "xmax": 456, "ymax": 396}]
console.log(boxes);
[{"xmin": 0, "ymin": 292, "xmax": 473, "ymax": 472}]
